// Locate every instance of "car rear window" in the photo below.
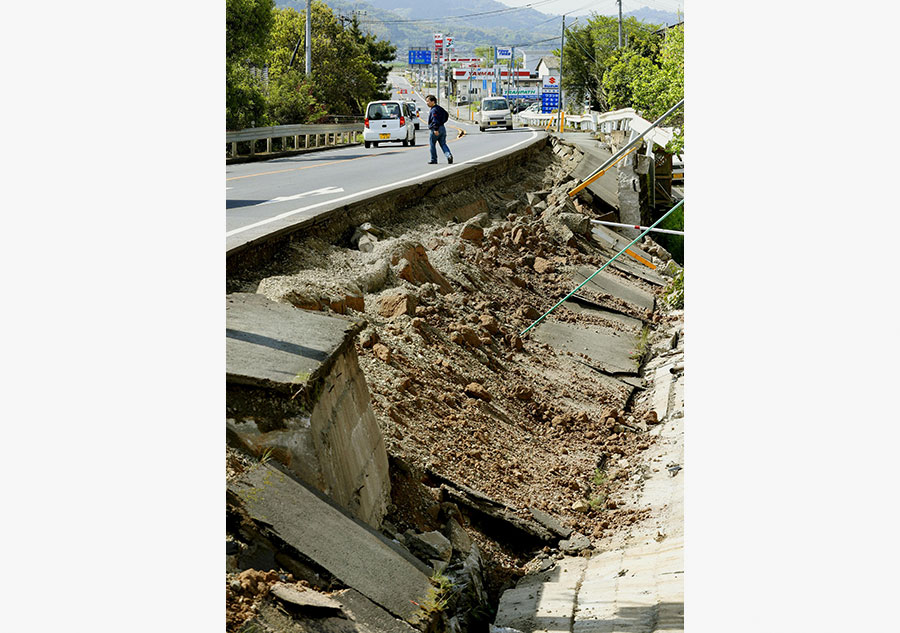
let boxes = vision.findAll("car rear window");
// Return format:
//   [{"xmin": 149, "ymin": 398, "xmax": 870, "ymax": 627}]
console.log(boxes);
[
  {"xmin": 367, "ymin": 103, "xmax": 401, "ymax": 119},
  {"xmin": 483, "ymin": 100, "xmax": 508, "ymax": 111}
]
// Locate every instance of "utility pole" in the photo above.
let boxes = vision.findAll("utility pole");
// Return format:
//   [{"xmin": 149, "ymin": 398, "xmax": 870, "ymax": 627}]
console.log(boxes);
[
  {"xmin": 507, "ymin": 47, "xmax": 513, "ymax": 97},
  {"xmin": 559, "ymin": 14, "xmax": 565, "ymax": 132},
  {"xmin": 513, "ymin": 47, "xmax": 518, "ymax": 111},
  {"xmin": 494, "ymin": 45, "xmax": 499, "ymax": 96},
  {"xmin": 617, "ymin": 0, "xmax": 623, "ymax": 48},
  {"xmin": 305, "ymin": 0, "xmax": 312, "ymax": 76}
]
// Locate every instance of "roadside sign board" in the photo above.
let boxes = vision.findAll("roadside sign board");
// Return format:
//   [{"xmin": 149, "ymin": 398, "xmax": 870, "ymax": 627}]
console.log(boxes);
[
  {"xmin": 542, "ymin": 73, "xmax": 560, "ymax": 89},
  {"xmin": 408, "ymin": 50, "xmax": 432, "ymax": 65},
  {"xmin": 541, "ymin": 91, "xmax": 559, "ymax": 113},
  {"xmin": 504, "ymin": 87, "xmax": 540, "ymax": 99},
  {"xmin": 496, "ymin": 47, "xmax": 512, "ymax": 60}
]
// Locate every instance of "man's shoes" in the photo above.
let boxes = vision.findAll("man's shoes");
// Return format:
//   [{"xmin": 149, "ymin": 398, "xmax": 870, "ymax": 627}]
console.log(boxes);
[
  {"xmin": 447, "ymin": 156, "xmax": 453, "ymax": 164},
  {"xmin": 427, "ymin": 161, "xmax": 437, "ymax": 164}
]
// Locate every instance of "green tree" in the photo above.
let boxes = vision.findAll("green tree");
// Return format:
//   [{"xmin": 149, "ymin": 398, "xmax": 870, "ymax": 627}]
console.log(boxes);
[
  {"xmin": 561, "ymin": 15, "xmax": 661, "ymax": 111},
  {"xmin": 226, "ymin": 0, "xmax": 275, "ymax": 129},
  {"xmin": 266, "ymin": 3, "xmax": 379, "ymax": 115},
  {"xmin": 266, "ymin": 70, "xmax": 328, "ymax": 125},
  {"xmin": 612, "ymin": 25, "xmax": 684, "ymax": 152},
  {"xmin": 349, "ymin": 17, "xmax": 397, "ymax": 101},
  {"xmin": 601, "ymin": 49, "xmax": 656, "ymax": 111}
]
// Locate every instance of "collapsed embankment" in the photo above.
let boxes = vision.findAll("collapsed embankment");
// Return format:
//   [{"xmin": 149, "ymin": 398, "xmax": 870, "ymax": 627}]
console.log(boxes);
[{"xmin": 226, "ymin": 135, "xmax": 684, "ymax": 632}]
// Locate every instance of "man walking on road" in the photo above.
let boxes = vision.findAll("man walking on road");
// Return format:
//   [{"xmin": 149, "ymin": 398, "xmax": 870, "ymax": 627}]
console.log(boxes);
[{"xmin": 425, "ymin": 95, "xmax": 453, "ymax": 165}]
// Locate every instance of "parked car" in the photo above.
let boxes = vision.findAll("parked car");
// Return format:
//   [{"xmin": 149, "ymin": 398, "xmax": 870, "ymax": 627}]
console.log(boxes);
[
  {"xmin": 404, "ymin": 101, "xmax": 421, "ymax": 129},
  {"xmin": 477, "ymin": 97, "xmax": 513, "ymax": 131},
  {"xmin": 363, "ymin": 100, "xmax": 416, "ymax": 148},
  {"xmin": 511, "ymin": 101, "xmax": 536, "ymax": 114},
  {"xmin": 524, "ymin": 102, "xmax": 542, "ymax": 113}
]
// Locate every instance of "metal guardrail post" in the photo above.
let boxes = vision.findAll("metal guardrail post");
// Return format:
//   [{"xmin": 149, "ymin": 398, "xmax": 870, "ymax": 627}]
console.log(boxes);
[{"xmin": 568, "ymin": 99, "xmax": 684, "ymax": 198}]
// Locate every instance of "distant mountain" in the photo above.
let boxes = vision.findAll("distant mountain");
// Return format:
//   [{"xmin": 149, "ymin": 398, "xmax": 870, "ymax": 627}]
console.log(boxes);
[
  {"xmin": 620, "ymin": 8, "xmax": 680, "ymax": 27},
  {"xmin": 274, "ymin": 1, "xmax": 679, "ymax": 59}
]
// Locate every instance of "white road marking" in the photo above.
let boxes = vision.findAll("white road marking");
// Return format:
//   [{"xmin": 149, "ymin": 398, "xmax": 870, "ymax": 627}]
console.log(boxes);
[
  {"xmin": 260, "ymin": 186, "xmax": 345, "ymax": 205},
  {"xmin": 226, "ymin": 130, "xmax": 540, "ymax": 238}
]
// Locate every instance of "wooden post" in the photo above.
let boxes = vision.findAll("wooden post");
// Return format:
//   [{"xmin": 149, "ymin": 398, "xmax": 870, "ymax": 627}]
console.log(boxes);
[
  {"xmin": 266, "ymin": 137, "xmax": 272, "ymax": 153},
  {"xmin": 231, "ymin": 141, "xmax": 237, "ymax": 157}
]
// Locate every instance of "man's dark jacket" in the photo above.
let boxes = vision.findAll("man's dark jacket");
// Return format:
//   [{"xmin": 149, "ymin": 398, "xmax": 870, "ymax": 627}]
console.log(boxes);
[{"xmin": 428, "ymin": 104, "xmax": 449, "ymax": 131}]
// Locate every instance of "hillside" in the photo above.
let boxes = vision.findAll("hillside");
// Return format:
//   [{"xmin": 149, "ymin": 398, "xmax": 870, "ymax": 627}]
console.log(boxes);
[{"xmin": 275, "ymin": 1, "xmax": 678, "ymax": 58}]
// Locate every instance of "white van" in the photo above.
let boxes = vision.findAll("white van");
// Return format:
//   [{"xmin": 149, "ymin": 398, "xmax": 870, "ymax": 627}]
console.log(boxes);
[
  {"xmin": 478, "ymin": 97, "xmax": 513, "ymax": 132},
  {"xmin": 363, "ymin": 100, "xmax": 416, "ymax": 148}
]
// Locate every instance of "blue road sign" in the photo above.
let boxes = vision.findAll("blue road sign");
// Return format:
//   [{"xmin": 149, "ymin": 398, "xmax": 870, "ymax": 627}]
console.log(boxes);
[
  {"xmin": 408, "ymin": 50, "xmax": 432, "ymax": 65},
  {"xmin": 541, "ymin": 89, "xmax": 559, "ymax": 113}
]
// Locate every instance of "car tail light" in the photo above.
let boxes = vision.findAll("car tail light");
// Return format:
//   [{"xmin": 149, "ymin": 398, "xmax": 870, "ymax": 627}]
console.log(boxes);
[
  {"xmin": 400, "ymin": 116, "xmax": 406, "ymax": 127},
  {"xmin": 364, "ymin": 118, "xmax": 369, "ymax": 128}
]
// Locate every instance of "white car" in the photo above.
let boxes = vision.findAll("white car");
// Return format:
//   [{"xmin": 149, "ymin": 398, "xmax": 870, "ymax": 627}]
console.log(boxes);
[
  {"xmin": 478, "ymin": 97, "xmax": 513, "ymax": 131},
  {"xmin": 363, "ymin": 100, "xmax": 416, "ymax": 148},
  {"xmin": 404, "ymin": 100, "xmax": 421, "ymax": 130}
]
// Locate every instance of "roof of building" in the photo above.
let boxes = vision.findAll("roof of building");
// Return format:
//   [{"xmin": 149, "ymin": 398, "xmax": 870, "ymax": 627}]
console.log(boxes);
[{"xmin": 535, "ymin": 55, "xmax": 560, "ymax": 71}]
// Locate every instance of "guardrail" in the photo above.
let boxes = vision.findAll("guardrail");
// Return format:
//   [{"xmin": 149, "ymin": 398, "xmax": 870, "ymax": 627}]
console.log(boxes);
[
  {"xmin": 226, "ymin": 122, "xmax": 362, "ymax": 159},
  {"xmin": 515, "ymin": 107, "xmax": 675, "ymax": 142}
]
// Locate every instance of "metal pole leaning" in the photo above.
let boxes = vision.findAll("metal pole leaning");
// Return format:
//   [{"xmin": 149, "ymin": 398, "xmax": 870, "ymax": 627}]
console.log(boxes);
[
  {"xmin": 520, "ymin": 199, "xmax": 684, "ymax": 337},
  {"xmin": 590, "ymin": 219, "xmax": 684, "ymax": 236},
  {"xmin": 568, "ymin": 98, "xmax": 684, "ymax": 198}
]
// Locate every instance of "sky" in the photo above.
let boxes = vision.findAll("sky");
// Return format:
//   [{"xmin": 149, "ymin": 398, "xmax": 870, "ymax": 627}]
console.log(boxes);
[{"xmin": 495, "ymin": 0, "xmax": 684, "ymax": 18}]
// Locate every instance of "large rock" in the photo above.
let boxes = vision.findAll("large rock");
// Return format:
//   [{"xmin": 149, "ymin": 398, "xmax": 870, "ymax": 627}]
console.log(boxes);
[
  {"xmin": 445, "ymin": 518, "xmax": 473, "ymax": 555},
  {"xmin": 558, "ymin": 212, "xmax": 591, "ymax": 236},
  {"xmin": 559, "ymin": 532, "xmax": 591, "ymax": 553},
  {"xmin": 378, "ymin": 291, "xmax": 417, "ymax": 318},
  {"xmin": 390, "ymin": 243, "xmax": 453, "ymax": 293},
  {"xmin": 405, "ymin": 530, "xmax": 452, "ymax": 562}
]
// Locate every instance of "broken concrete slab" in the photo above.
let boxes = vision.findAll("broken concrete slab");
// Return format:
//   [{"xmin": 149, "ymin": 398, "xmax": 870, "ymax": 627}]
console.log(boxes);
[
  {"xmin": 529, "ymin": 508, "xmax": 573, "ymax": 540},
  {"xmin": 226, "ymin": 293, "xmax": 391, "ymax": 528},
  {"xmin": 562, "ymin": 298, "xmax": 645, "ymax": 332},
  {"xmin": 404, "ymin": 530, "xmax": 452, "ymax": 563},
  {"xmin": 271, "ymin": 582, "xmax": 345, "ymax": 614},
  {"xmin": 566, "ymin": 140, "xmax": 618, "ymax": 210},
  {"xmin": 494, "ymin": 585, "xmax": 542, "ymax": 633},
  {"xmin": 334, "ymin": 588, "xmax": 420, "ymax": 633},
  {"xmin": 226, "ymin": 292, "xmax": 360, "ymax": 391},
  {"xmin": 531, "ymin": 320, "xmax": 640, "ymax": 375},
  {"xmin": 229, "ymin": 462, "xmax": 434, "ymax": 626},
  {"xmin": 574, "ymin": 266, "xmax": 656, "ymax": 314}
]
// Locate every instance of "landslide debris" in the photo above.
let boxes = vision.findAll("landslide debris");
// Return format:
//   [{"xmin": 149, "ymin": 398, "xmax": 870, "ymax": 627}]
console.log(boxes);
[{"xmin": 232, "ymin": 137, "xmax": 684, "ymax": 612}]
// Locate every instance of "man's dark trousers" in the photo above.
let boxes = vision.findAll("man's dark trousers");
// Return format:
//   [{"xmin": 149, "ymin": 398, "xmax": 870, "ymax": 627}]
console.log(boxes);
[{"xmin": 429, "ymin": 125, "xmax": 451, "ymax": 163}]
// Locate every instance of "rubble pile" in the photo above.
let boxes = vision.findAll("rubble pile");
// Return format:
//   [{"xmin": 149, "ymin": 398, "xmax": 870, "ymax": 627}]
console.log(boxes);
[{"xmin": 227, "ymin": 137, "xmax": 684, "ymax": 629}]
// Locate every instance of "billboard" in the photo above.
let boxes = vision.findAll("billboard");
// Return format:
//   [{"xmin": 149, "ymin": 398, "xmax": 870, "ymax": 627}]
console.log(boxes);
[{"xmin": 496, "ymin": 46, "xmax": 512, "ymax": 60}]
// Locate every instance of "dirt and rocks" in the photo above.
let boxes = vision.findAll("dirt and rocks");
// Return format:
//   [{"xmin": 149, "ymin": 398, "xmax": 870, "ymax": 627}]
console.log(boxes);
[{"xmin": 225, "ymin": 137, "xmax": 684, "ymax": 630}]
